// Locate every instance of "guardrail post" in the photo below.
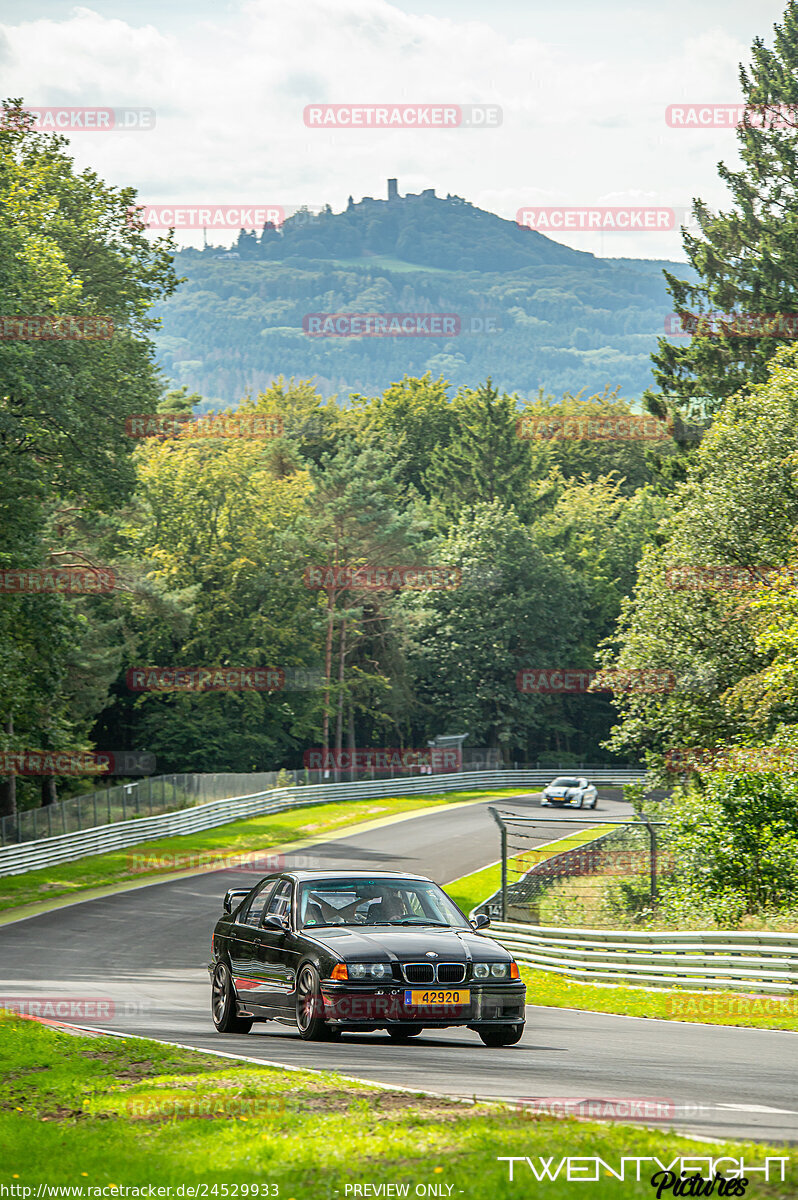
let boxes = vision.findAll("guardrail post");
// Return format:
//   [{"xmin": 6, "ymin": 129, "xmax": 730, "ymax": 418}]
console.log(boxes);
[
  {"xmin": 488, "ymin": 806, "xmax": 508, "ymax": 920},
  {"xmin": 641, "ymin": 814, "xmax": 658, "ymax": 905}
]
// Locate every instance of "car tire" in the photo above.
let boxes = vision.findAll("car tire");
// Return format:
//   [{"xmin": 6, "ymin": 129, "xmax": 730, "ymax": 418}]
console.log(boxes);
[
  {"xmin": 576, "ymin": 794, "xmax": 584, "ymax": 809},
  {"xmin": 591, "ymin": 797, "xmax": 598, "ymax": 809},
  {"xmin": 296, "ymin": 963, "xmax": 336, "ymax": 1041},
  {"xmin": 211, "ymin": 962, "xmax": 253, "ymax": 1034},
  {"xmin": 387, "ymin": 1024, "xmax": 422, "ymax": 1040},
  {"xmin": 477, "ymin": 1023, "xmax": 525, "ymax": 1047}
]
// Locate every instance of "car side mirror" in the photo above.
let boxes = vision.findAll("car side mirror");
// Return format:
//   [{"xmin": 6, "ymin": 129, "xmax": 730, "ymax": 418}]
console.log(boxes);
[
  {"xmin": 224, "ymin": 888, "xmax": 249, "ymax": 914},
  {"xmin": 262, "ymin": 914, "xmax": 289, "ymax": 931},
  {"xmin": 471, "ymin": 913, "xmax": 490, "ymax": 930}
]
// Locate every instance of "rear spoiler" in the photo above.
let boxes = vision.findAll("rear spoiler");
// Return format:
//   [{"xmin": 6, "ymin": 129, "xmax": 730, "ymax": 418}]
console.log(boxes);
[{"xmin": 223, "ymin": 888, "xmax": 250, "ymax": 914}]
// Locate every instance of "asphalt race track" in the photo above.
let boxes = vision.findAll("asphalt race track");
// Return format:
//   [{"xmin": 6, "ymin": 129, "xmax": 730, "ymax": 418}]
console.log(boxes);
[{"xmin": 1, "ymin": 789, "xmax": 796, "ymax": 1144}]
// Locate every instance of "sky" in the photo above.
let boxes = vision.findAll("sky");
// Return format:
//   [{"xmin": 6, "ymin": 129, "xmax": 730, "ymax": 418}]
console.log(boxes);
[{"xmin": 0, "ymin": 0, "xmax": 788, "ymax": 258}]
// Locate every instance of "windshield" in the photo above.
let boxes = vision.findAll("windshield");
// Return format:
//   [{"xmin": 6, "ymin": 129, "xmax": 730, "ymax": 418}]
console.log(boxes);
[
  {"xmin": 551, "ymin": 777, "xmax": 580, "ymax": 787},
  {"xmin": 298, "ymin": 877, "xmax": 470, "ymax": 929}
]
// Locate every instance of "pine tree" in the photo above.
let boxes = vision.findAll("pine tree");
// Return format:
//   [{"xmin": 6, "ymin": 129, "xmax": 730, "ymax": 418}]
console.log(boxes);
[
  {"xmin": 424, "ymin": 381, "xmax": 533, "ymax": 519},
  {"xmin": 646, "ymin": 1, "xmax": 798, "ymax": 429}
]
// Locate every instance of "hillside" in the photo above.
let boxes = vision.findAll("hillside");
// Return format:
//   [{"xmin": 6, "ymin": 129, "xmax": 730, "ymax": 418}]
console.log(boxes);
[{"xmin": 153, "ymin": 182, "xmax": 693, "ymax": 403}]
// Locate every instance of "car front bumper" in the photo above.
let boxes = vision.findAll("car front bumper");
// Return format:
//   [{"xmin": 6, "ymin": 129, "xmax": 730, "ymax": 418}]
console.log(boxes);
[{"xmin": 318, "ymin": 982, "xmax": 526, "ymax": 1026}]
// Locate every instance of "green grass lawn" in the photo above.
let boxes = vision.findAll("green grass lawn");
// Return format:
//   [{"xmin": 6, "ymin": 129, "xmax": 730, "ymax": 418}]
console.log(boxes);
[
  {"xmin": 523, "ymin": 966, "xmax": 798, "ymax": 1033},
  {"xmin": 1, "ymin": 1015, "xmax": 793, "ymax": 1198},
  {"xmin": 0, "ymin": 788, "xmax": 528, "ymax": 917}
]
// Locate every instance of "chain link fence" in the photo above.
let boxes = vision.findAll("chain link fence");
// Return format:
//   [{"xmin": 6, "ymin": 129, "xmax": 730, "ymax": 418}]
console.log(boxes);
[
  {"xmin": 0, "ymin": 771, "xmax": 299, "ymax": 847},
  {"xmin": 476, "ymin": 808, "xmax": 674, "ymax": 927}
]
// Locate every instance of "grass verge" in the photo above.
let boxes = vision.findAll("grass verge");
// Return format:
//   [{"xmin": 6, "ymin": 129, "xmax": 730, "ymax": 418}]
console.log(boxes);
[
  {"xmin": 522, "ymin": 967, "xmax": 798, "ymax": 1033},
  {"xmin": 1, "ymin": 1015, "xmax": 793, "ymax": 1198},
  {"xmin": 0, "ymin": 788, "xmax": 528, "ymax": 917}
]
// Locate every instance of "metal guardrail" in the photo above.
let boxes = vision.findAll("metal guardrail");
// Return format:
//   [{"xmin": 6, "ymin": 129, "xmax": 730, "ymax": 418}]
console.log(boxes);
[
  {"xmin": 0, "ymin": 768, "xmax": 643, "ymax": 878},
  {"xmin": 0, "ymin": 764, "xmax": 642, "ymax": 848},
  {"xmin": 488, "ymin": 921, "xmax": 798, "ymax": 994},
  {"xmin": 0, "ymin": 771, "xmax": 304, "ymax": 847}
]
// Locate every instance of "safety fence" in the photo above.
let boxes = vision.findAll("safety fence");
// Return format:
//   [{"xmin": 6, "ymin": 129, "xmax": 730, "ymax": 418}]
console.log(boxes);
[
  {"xmin": 0, "ymin": 767, "xmax": 643, "ymax": 877},
  {"xmin": 487, "ymin": 921, "xmax": 798, "ymax": 994},
  {"xmin": 0, "ymin": 772, "xmax": 295, "ymax": 848},
  {"xmin": 479, "ymin": 807, "xmax": 671, "ymax": 927},
  {"xmin": 0, "ymin": 766, "xmax": 644, "ymax": 848}
]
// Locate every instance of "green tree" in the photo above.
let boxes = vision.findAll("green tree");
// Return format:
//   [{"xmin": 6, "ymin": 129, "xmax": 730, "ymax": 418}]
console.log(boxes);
[
  {"xmin": 0, "ymin": 99, "xmax": 177, "ymax": 812},
  {"xmin": 645, "ymin": 1, "xmax": 798, "ymax": 428},
  {"xmin": 402, "ymin": 502, "xmax": 585, "ymax": 761},
  {"xmin": 424, "ymin": 381, "xmax": 534, "ymax": 520},
  {"xmin": 603, "ymin": 346, "xmax": 798, "ymax": 768}
]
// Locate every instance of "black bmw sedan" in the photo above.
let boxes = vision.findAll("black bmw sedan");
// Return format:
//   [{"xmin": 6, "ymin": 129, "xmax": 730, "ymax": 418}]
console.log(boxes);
[{"xmin": 209, "ymin": 869, "xmax": 526, "ymax": 1046}]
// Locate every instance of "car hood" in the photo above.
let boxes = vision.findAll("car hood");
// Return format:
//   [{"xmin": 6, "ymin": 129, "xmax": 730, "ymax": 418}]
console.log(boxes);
[
  {"xmin": 547, "ymin": 786, "xmax": 575, "ymax": 795},
  {"xmin": 301, "ymin": 925, "xmax": 508, "ymax": 962}
]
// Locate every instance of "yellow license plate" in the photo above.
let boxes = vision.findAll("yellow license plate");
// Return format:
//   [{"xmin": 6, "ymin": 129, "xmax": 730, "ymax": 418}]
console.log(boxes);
[{"xmin": 405, "ymin": 989, "xmax": 470, "ymax": 1006}]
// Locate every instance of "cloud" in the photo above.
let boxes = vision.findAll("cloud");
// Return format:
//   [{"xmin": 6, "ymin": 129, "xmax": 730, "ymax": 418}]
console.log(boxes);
[{"xmin": 0, "ymin": 0, "xmax": 756, "ymax": 257}]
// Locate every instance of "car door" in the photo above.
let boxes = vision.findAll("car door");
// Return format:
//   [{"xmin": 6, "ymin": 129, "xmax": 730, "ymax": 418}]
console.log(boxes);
[
  {"xmin": 253, "ymin": 878, "xmax": 300, "ymax": 1015},
  {"xmin": 228, "ymin": 879, "xmax": 278, "ymax": 1001}
]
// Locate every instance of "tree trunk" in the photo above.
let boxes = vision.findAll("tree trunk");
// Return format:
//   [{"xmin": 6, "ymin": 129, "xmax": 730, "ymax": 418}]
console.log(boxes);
[
  {"xmin": 0, "ymin": 717, "xmax": 16, "ymax": 818},
  {"xmin": 348, "ymin": 702, "xmax": 356, "ymax": 782},
  {"xmin": 322, "ymin": 586, "xmax": 335, "ymax": 777},
  {"xmin": 41, "ymin": 775, "xmax": 57, "ymax": 806},
  {"xmin": 334, "ymin": 618, "xmax": 347, "ymax": 781}
]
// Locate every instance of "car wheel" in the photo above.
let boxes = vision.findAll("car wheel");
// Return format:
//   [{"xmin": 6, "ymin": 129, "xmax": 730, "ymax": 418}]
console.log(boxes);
[
  {"xmin": 477, "ymin": 1023, "xmax": 524, "ymax": 1047},
  {"xmin": 576, "ymin": 794, "xmax": 584, "ymax": 808},
  {"xmin": 211, "ymin": 962, "xmax": 253, "ymax": 1034},
  {"xmin": 296, "ymin": 963, "xmax": 336, "ymax": 1041},
  {"xmin": 591, "ymin": 796, "xmax": 598, "ymax": 809},
  {"xmin": 387, "ymin": 1024, "xmax": 422, "ymax": 1040}
]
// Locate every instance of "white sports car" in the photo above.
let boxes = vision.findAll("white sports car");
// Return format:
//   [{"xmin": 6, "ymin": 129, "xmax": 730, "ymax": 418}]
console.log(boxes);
[{"xmin": 541, "ymin": 776, "xmax": 598, "ymax": 809}]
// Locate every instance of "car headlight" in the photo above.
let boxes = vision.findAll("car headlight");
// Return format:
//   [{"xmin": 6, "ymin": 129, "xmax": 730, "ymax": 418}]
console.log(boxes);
[
  {"xmin": 348, "ymin": 962, "xmax": 391, "ymax": 979},
  {"xmin": 473, "ymin": 963, "xmax": 490, "ymax": 978},
  {"xmin": 491, "ymin": 963, "xmax": 510, "ymax": 978}
]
